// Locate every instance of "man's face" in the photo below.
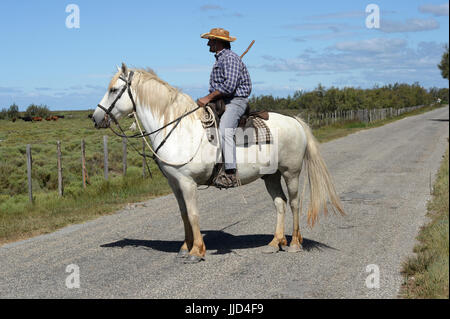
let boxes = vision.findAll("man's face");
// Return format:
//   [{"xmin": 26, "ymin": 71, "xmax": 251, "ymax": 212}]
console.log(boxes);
[{"xmin": 207, "ymin": 39, "xmax": 224, "ymax": 53}]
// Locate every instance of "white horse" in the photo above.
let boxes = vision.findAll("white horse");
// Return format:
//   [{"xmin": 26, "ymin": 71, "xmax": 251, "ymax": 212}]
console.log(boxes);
[{"xmin": 92, "ymin": 63, "xmax": 344, "ymax": 263}]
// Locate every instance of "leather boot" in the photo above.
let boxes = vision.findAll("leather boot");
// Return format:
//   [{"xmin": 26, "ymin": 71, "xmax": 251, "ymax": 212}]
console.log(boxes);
[{"xmin": 213, "ymin": 169, "xmax": 239, "ymax": 189}]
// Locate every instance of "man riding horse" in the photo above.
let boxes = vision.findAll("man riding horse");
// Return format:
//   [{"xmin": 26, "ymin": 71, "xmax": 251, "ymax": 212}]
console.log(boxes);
[{"xmin": 197, "ymin": 28, "xmax": 252, "ymax": 189}]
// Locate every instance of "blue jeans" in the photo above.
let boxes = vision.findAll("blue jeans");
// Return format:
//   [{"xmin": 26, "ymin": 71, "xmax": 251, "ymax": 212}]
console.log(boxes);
[{"xmin": 219, "ymin": 97, "xmax": 248, "ymax": 170}]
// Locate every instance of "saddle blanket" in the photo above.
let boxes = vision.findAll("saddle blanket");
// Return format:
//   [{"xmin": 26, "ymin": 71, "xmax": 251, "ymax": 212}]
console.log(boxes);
[{"xmin": 206, "ymin": 116, "xmax": 272, "ymax": 146}]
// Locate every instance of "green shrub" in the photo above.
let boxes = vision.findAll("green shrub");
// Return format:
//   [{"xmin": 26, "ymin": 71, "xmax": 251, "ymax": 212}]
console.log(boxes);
[
  {"xmin": 25, "ymin": 104, "xmax": 51, "ymax": 118},
  {"xmin": 0, "ymin": 104, "xmax": 19, "ymax": 120},
  {"xmin": 7, "ymin": 104, "xmax": 19, "ymax": 119}
]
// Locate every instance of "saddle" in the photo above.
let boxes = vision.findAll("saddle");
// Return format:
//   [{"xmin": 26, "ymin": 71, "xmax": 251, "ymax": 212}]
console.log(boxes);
[
  {"xmin": 204, "ymin": 99, "xmax": 273, "ymax": 189},
  {"xmin": 205, "ymin": 99, "xmax": 272, "ymax": 146}
]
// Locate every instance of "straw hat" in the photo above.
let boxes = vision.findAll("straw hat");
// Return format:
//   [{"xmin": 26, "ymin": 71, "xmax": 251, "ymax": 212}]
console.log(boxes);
[{"xmin": 201, "ymin": 28, "xmax": 236, "ymax": 42}]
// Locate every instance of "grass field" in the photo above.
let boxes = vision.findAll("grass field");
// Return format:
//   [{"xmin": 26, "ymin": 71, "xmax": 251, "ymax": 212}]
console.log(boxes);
[
  {"xmin": 400, "ymin": 146, "xmax": 449, "ymax": 299},
  {"xmin": 0, "ymin": 110, "xmax": 171, "ymax": 244},
  {"xmin": 0, "ymin": 104, "xmax": 446, "ymax": 245}
]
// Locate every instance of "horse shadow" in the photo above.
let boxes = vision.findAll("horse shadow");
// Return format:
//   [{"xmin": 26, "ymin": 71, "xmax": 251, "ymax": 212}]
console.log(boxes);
[
  {"xmin": 429, "ymin": 118, "xmax": 449, "ymax": 122},
  {"xmin": 100, "ymin": 230, "xmax": 337, "ymax": 255}
]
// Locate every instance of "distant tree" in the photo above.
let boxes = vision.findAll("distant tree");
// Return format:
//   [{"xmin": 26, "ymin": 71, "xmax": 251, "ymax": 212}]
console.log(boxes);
[
  {"xmin": 25, "ymin": 104, "xmax": 51, "ymax": 118},
  {"xmin": 7, "ymin": 103, "xmax": 19, "ymax": 119},
  {"xmin": 438, "ymin": 45, "xmax": 449, "ymax": 80}
]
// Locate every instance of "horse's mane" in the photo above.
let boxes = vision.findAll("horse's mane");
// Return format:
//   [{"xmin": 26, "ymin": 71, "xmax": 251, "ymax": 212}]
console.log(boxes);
[{"xmin": 110, "ymin": 67, "xmax": 200, "ymax": 125}]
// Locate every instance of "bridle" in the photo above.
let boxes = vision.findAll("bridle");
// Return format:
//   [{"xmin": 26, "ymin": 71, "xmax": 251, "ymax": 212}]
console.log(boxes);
[
  {"xmin": 97, "ymin": 71, "xmax": 137, "ymax": 126},
  {"xmin": 95, "ymin": 70, "xmax": 203, "ymax": 164}
]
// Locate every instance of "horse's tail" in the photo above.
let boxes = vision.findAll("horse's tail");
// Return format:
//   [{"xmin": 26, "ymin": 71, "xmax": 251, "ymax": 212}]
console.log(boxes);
[{"xmin": 294, "ymin": 116, "xmax": 345, "ymax": 227}]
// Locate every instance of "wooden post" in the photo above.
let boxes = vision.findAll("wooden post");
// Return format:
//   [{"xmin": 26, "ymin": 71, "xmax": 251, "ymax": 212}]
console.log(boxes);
[
  {"xmin": 142, "ymin": 138, "xmax": 146, "ymax": 177},
  {"xmin": 26, "ymin": 144, "xmax": 33, "ymax": 203},
  {"xmin": 103, "ymin": 135, "xmax": 108, "ymax": 180},
  {"xmin": 122, "ymin": 137, "xmax": 127, "ymax": 176},
  {"xmin": 57, "ymin": 141, "xmax": 63, "ymax": 196},
  {"xmin": 81, "ymin": 139, "xmax": 87, "ymax": 189}
]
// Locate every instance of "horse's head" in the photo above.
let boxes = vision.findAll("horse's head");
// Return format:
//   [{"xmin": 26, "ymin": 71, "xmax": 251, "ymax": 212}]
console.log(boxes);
[{"xmin": 92, "ymin": 63, "xmax": 136, "ymax": 129}]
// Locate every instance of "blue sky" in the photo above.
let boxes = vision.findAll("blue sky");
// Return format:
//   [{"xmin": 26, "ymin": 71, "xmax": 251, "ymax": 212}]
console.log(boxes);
[{"xmin": 0, "ymin": 0, "xmax": 448, "ymax": 110}]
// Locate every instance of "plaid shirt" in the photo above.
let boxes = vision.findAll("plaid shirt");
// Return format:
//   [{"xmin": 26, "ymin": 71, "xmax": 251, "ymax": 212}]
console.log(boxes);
[{"xmin": 209, "ymin": 49, "xmax": 252, "ymax": 97}]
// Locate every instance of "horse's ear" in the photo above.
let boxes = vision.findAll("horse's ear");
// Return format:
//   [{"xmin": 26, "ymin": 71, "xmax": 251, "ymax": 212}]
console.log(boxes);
[
  {"xmin": 116, "ymin": 65, "xmax": 121, "ymax": 73},
  {"xmin": 121, "ymin": 63, "xmax": 128, "ymax": 75}
]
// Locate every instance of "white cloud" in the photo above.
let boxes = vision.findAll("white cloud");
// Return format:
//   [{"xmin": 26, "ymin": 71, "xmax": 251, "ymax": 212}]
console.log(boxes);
[
  {"xmin": 304, "ymin": 11, "xmax": 366, "ymax": 20},
  {"xmin": 334, "ymin": 38, "xmax": 407, "ymax": 53},
  {"xmin": 200, "ymin": 5, "xmax": 224, "ymax": 11},
  {"xmin": 419, "ymin": 3, "xmax": 449, "ymax": 17},
  {"xmin": 379, "ymin": 18, "xmax": 440, "ymax": 33},
  {"xmin": 0, "ymin": 86, "xmax": 23, "ymax": 94},
  {"xmin": 303, "ymin": 9, "xmax": 398, "ymax": 20},
  {"xmin": 284, "ymin": 23, "xmax": 362, "ymax": 32},
  {"xmin": 158, "ymin": 64, "xmax": 210, "ymax": 73},
  {"xmin": 84, "ymin": 84, "xmax": 105, "ymax": 90},
  {"xmin": 257, "ymin": 40, "xmax": 448, "ymax": 88}
]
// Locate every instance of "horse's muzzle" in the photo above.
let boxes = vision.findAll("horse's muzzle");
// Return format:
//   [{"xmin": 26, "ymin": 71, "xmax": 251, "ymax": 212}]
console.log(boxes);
[{"xmin": 93, "ymin": 114, "xmax": 111, "ymax": 129}]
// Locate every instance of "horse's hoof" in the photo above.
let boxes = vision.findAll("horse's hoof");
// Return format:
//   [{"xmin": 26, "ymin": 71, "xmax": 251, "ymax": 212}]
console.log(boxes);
[
  {"xmin": 287, "ymin": 244, "xmax": 302, "ymax": 253},
  {"xmin": 262, "ymin": 245, "xmax": 279, "ymax": 254},
  {"xmin": 280, "ymin": 245, "xmax": 289, "ymax": 251},
  {"xmin": 176, "ymin": 249, "xmax": 189, "ymax": 258},
  {"xmin": 183, "ymin": 255, "xmax": 205, "ymax": 264}
]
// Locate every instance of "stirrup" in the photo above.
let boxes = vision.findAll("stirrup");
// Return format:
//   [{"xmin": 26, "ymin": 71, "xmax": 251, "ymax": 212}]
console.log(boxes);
[{"xmin": 212, "ymin": 170, "xmax": 240, "ymax": 189}]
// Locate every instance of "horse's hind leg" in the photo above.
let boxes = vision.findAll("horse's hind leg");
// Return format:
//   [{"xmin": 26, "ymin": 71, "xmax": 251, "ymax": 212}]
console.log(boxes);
[
  {"xmin": 262, "ymin": 171, "xmax": 288, "ymax": 253},
  {"xmin": 282, "ymin": 171, "xmax": 303, "ymax": 252}
]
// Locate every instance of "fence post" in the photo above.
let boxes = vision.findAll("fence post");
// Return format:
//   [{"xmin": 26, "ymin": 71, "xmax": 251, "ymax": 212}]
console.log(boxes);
[
  {"xmin": 122, "ymin": 137, "xmax": 127, "ymax": 176},
  {"xmin": 81, "ymin": 139, "xmax": 87, "ymax": 189},
  {"xmin": 142, "ymin": 139, "xmax": 146, "ymax": 177},
  {"xmin": 103, "ymin": 135, "xmax": 108, "ymax": 180},
  {"xmin": 26, "ymin": 144, "xmax": 33, "ymax": 203},
  {"xmin": 57, "ymin": 141, "xmax": 63, "ymax": 196}
]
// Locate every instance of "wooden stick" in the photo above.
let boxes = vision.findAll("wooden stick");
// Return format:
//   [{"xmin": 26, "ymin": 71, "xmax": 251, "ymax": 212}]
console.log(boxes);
[
  {"xmin": 57, "ymin": 141, "xmax": 63, "ymax": 196},
  {"xmin": 103, "ymin": 136, "xmax": 108, "ymax": 181},
  {"xmin": 142, "ymin": 139, "xmax": 146, "ymax": 178},
  {"xmin": 122, "ymin": 137, "xmax": 127, "ymax": 176},
  {"xmin": 81, "ymin": 139, "xmax": 86, "ymax": 189},
  {"xmin": 240, "ymin": 40, "xmax": 255, "ymax": 59},
  {"xmin": 26, "ymin": 144, "xmax": 33, "ymax": 203}
]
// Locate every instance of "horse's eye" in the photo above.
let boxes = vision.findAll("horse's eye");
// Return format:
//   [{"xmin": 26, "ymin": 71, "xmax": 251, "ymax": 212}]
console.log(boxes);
[{"xmin": 110, "ymin": 88, "xmax": 118, "ymax": 94}]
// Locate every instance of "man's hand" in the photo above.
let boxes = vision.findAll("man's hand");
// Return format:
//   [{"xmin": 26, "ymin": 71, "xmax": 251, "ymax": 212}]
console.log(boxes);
[
  {"xmin": 197, "ymin": 90, "xmax": 223, "ymax": 108},
  {"xmin": 197, "ymin": 96, "xmax": 211, "ymax": 108}
]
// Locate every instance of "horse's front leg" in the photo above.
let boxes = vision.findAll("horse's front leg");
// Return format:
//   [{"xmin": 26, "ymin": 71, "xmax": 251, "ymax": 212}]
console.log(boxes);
[
  {"xmin": 178, "ymin": 178, "xmax": 206, "ymax": 263},
  {"xmin": 170, "ymin": 181, "xmax": 193, "ymax": 259}
]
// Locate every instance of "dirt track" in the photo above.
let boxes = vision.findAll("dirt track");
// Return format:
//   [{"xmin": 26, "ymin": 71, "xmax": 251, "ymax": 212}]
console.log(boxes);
[{"xmin": 0, "ymin": 106, "xmax": 448, "ymax": 299}]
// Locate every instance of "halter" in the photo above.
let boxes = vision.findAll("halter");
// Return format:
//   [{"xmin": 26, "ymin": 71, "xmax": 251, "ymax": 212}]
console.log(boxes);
[
  {"xmin": 97, "ymin": 71, "xmax": 137, "ymax": 125},
  {"xmin": 95, "ymin": 70, "xmax": 204, "ymax": 166}
]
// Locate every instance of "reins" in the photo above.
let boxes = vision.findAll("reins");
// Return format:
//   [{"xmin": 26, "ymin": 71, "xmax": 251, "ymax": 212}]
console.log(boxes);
[
  {"xmin": 98, "ymin": 70, "xmax": 218, "ymax": 167},
  {"xmin": 98, "ymin": 40, "xmax": 254, "ymax": 171}
]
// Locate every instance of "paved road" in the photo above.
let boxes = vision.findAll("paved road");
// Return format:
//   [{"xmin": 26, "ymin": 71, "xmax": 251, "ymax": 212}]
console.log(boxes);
[{"xmin": 1, "ymin": 107, "xmax": 448, "ymax": 299}]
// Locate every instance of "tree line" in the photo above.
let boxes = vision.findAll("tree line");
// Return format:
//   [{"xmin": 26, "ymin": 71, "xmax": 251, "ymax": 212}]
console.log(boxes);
[
  {"xmin": 1, "ymin": 83, "xmax": 448, "ymax": 121},
  {"xmin": 0, "ymin": 104, "xmax": 51, "ymax": 120},
  {"xmin": 249, "ymin": 83, "xmax": 449, "ymax": 113}
]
